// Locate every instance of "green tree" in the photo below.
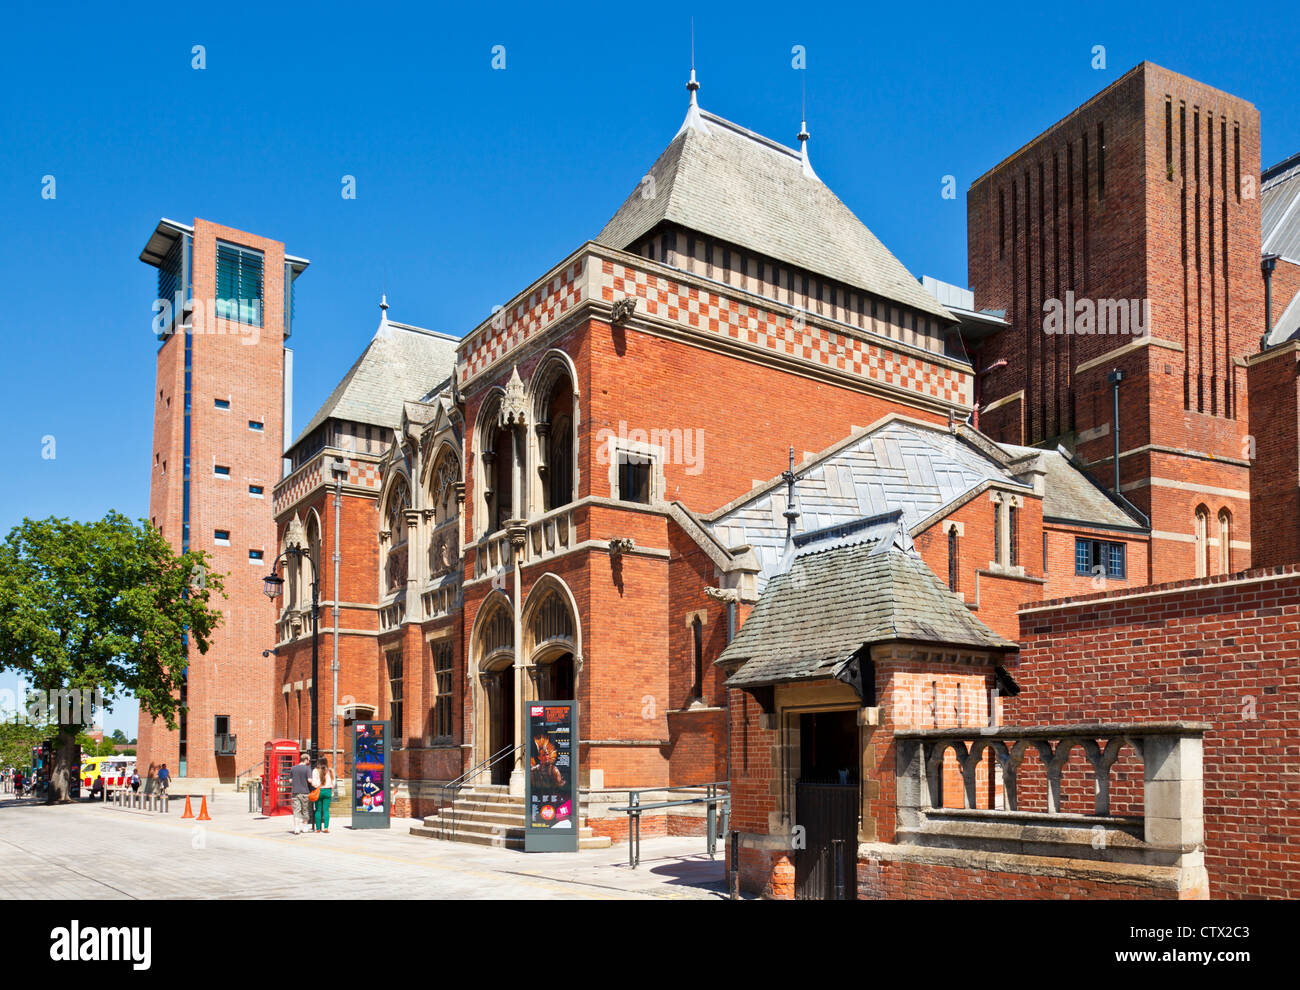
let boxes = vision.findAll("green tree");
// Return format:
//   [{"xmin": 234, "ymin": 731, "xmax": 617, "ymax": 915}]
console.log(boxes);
[
  {"xmin": 0, "ymin": 512, "xmax": 225, "ymax": 803},
  {"xmin": 110, "ymin": 728, "xmax": 127, "ymax": 745}
]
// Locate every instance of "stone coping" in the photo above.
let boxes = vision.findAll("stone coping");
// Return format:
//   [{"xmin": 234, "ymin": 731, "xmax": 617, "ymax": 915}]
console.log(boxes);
[{"xmin": 895, "ymin": 721, "xmax": 1210, "ymax": 739}]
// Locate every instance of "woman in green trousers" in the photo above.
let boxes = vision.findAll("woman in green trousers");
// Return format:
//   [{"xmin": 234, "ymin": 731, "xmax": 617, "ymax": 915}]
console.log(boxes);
[{"xmin": 312, "ymin": 757, "xmax": 335, "ymax": 832}]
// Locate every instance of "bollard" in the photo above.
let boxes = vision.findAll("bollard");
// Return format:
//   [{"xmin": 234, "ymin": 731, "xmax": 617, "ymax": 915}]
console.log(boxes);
[
  {"xmin": 729, "ymin": 830, "xmax": 742, "ymax": 900},
  {"xmin": 834, "ymin": 839, "xmax": 846, "ymax": 901}
]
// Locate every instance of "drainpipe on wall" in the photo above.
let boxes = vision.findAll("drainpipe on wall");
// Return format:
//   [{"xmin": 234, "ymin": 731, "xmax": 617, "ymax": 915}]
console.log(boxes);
[
  {"xmin": 1108, "ymin": 369, "xmax": 1124, "ymax": 497},
  {"xmin": 330, "ymin": 456, "xmax": 348, "ymax": 783}
]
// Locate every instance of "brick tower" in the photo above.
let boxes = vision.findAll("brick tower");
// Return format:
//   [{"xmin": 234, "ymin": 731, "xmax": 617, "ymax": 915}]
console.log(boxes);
[
  {"xmin": 137, "ymin": 218, "xmax": 308, "ymax": 782},
  {"xmin": 965, "ymin": 62, "xmax": 1261, "ymax": 583}
]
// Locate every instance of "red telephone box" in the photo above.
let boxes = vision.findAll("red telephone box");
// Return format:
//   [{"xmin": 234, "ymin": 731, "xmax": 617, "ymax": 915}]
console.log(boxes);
[{"xmin": 263, "ymin": 740, "xmax": 299, "ymax": 816}]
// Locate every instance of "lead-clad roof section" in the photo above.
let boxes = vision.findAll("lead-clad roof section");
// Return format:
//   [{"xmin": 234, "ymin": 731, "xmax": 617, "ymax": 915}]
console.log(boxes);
[
  {"xmin": 596, "ymin": 109, "xmax": 953, "ymax": 323},
  {"xmin": 1263, "ymin": 152, "xmax": 1300, "ymax": 264}
]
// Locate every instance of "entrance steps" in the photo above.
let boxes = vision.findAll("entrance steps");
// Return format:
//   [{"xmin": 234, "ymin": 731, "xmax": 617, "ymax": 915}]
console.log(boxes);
[{"xmin": 409, "ymin": 784, "xmax": 612, "ymax": 849}]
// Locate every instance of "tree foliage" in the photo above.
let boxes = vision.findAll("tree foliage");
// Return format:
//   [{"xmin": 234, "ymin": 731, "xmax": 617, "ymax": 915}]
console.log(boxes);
[{"xmin": 0, "ymin": 512, "xmax": 225, "ymax": 801}]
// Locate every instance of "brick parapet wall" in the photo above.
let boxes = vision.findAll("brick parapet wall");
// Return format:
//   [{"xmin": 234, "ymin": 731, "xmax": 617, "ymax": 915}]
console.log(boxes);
[{"xmin": 1013, "ymin": 565, "xmax": 1300, "ymax": 898}]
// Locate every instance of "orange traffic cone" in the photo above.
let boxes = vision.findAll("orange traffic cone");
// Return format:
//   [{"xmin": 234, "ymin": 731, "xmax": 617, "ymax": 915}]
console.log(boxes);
[
  {"xmin": 181, "ymin": 795, "xmax": 194, "ymax": 819},
  {"xmin": 196, "ymin": 796, "xmax": 211, "ymax": 821}
]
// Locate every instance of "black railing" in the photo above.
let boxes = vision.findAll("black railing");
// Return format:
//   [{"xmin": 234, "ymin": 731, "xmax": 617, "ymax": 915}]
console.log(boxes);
[
  {"xmin": 435, "ymin": 743, "xmax": 520, "ymax": 841},
  {"xmin": 609, "ymin": 782, "xmax": 730, "ymax": 868}
]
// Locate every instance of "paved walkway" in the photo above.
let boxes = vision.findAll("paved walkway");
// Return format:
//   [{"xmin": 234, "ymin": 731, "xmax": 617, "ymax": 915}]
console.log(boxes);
[{"xmin": 0, "ymin": 791, "xmax": 729, "ymax": 900}]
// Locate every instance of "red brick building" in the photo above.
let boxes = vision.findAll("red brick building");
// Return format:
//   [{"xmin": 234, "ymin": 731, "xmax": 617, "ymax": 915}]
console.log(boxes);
[
  {"xmin": 136, "ymin": 219, "xmax": 308, "ymax": 783},
  {"xmin": 965, "ymin": 62, "xmax": 1261, "ymax": 585},
  {"xmin": 270, "ymin": 79, "xmax": 1150, "ymax": 845}
]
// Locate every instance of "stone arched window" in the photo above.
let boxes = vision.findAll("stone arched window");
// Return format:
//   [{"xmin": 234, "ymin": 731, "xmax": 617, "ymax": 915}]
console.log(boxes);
[
  {"xmin": 381, "ymin": 475, "xmax": 411, "ymax": 595},
  {"xmin": 427, "ymin": 447, "xmax": 461, "ymax": 579},
  {"xmin": 530, "ymin": 353, "xmax": 578, "ymax": 515},
  {"xmin": 477, "ymin": 597, "xmax": 514, "ymax": 670},
  {"xmin": 1217, "ymin": 508, "xmax": 1232, "ymax": 575},
  {"xmin": 691, "ymin": 615, "xmax": 704, "ymax": 701},
  {"xmin": 303, "ymin": 510, "xmax": 321, "ymax": 600},
  {"xmin": 1194, "ymin": 505, "xmax": 1210, "ymax": 578},
  {"xmin": 476, "ymin": 392, "xmax": 517, "ymax": 536},
  {"xmin": 523, "ymin": 579, "xmax": 580, "ymax": 702}
]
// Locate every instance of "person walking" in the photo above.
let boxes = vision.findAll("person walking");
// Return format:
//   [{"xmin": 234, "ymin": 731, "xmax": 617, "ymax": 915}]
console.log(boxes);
[
  {"xmin": 156, "ymin": 764, "xmax": 170, "ymax": 795},
  {"xmin": 91, "ymin": 773, "xmax": 105, "ymax": 801},
  {"xmin": 311, "ymin": 758, "xmax": 335, "ymax": 833},
  {"xmin": 129, "ymin": 770, "xmax": 141, "ymax": 794},
  {"xmin": 290, "ymin": 753, "xmax": 313, "ymax": 834}
]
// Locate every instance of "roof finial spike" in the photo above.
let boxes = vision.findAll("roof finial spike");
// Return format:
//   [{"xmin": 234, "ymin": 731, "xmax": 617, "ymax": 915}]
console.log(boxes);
[
  {"xmin": 798, "ymin": 119, "xmax": 817, "ymax": 180},
  {"xmin": 687, "ymin": 67, "xmax": 700, "ymax": 107},
  {"xmin": 676, "ymin": 38, "xmax": 710, "ymax": 139},
  {"xmin": 376, "ymin": 292, "xmax": 392, "ymax": 340}
]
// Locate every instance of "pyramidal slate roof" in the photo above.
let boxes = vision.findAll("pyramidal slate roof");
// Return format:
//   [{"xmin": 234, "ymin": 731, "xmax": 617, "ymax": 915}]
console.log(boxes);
[
  {"xmin": 595, "ymin": 107, "xmax": 952, "ymax": 323},
  {"xmin": 719, "ymin": 540, "xmax": 1017, "ymax": 690},
  {"xmin": 294, "ymin": 313, "xmax": 460, "ymax": 447}
]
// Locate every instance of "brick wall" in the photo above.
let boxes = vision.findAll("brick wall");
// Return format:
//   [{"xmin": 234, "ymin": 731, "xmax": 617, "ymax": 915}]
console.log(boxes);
[{"xmin": 1012, "ymin": 565, "xmax": 1300, "ymax": 898}]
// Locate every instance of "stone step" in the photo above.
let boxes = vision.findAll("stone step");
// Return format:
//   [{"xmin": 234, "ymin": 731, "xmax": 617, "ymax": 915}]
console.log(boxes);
[{"xmin": 409, "ymin": 820, "xmax": 611, "ymax": 850}]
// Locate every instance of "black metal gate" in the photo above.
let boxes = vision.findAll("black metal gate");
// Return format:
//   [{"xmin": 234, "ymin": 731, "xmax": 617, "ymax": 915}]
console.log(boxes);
[{"xmin": 794, "ymin": 782, "xmax": 858, "ymax": 900}]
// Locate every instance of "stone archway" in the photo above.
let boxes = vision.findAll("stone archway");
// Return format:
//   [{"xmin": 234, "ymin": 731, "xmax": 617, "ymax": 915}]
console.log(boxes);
[
  {"xmin": 469, "ymin": 592, "xmax": 516, "ymax": 784},
  {"xmin": 521, "ymin": 576, "xmax": 582, "ymax": 706}
]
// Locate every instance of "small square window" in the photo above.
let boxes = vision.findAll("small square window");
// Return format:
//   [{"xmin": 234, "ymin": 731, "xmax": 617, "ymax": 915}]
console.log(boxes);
[
  {"xmin": 248, "ymin": 420, "xmax": 264, "ymax": 432},
  {"xmin": 214, "ymin": 465, "xmax": 230, "ymax": 478},
  {"xmin": 214, "ymin": 398, "xmax": 230, "ymax": 410},
  {"xmin": 214, "ymin": 530, "xmax": 231, "ymax": 546},
  {"xmin": 617, "ymin": 452, "xmax": 652, "ymax": 504},
  {"xmin": 249, "ymin": 549, "xmax": 264, "ymax": 562},
  {"xmin": 248, "ymin": 485, "xmax": 264, "ymax": 497}
]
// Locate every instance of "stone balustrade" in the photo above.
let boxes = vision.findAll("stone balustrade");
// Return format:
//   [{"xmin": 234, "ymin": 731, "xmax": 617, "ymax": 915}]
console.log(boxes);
[{"xmin": 894, "ymin": 721, "xmax": 1208, "ymax": 853}]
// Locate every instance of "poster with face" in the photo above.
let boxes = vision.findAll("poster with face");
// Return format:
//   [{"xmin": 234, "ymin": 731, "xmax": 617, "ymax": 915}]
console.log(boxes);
[
  {"xmin": 526, "ymin": 703, "xmax": 576, "ymax": 844},
  {"xmin": 352, "ymin": 722, "xmax": 387, "ymax": 817}
]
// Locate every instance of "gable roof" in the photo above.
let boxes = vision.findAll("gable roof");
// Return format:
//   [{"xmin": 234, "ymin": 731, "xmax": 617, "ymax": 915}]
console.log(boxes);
[
  {"xmin": 719, "ymin": 540, "xmax": 1017, "ymax": 691},
  {"xmin": 999, "ymin": 444, "xmax": 1148, "ymax": 532},
  {"xmin": 293, "ymin": 316, "xmax": 460, "ymax": 449},
  {"xmin": 595, "ymin": 109, "xmax": 952, "ymax": 323}
]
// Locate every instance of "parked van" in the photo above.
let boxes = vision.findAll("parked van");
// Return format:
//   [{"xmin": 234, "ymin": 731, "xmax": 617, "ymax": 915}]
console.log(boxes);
[{"xmin": 81, "ymin": 755, "xmax": 134, "ymax": 793}]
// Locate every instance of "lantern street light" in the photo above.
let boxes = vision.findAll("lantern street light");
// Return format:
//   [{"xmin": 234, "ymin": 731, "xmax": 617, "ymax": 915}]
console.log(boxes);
[{"xmin": 264, "ymin": 544, "xmax": 320, "ymax": 764}]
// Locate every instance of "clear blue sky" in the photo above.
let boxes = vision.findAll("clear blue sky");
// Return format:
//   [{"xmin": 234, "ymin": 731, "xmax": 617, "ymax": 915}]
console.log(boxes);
[{"xmin": 2, "ymin": 2, "xmax": 1297, "ymax": 735}]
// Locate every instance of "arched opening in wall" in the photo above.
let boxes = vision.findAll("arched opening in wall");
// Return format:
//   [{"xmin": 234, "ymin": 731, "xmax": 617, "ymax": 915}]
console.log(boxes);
[
  {"xmin": 947, "ymin": 526, "xmax": 959, "ymax": 592},
  {"xmin": 1194, "ymin": 505, "xmax": 1211, "ymax": 578},
  {"xmin": 474, "ymin": 598, "xmax": 515, "ymax": 785},
  {"xmin": 525, "ymin": 580, "xmax": 580, "ymax": 703},
  {"xmin": 531, "ymin": 354, "xmax": 578, "ymax": 514},
  {"xmin": 380, "ymin": 475, "xmax": 411, "ymax": 596},
  {"xmin": 691, "ymin": 616, "xmax": 704, "ymax": 702},
  {"xmin": 1218, "ymin": 508, "xmax": 1232, "ymax": 574},
  {"xmin": 477, "ymin": 393, "xmax": 517, "ymax": 535},
  {"xmin": 304, "ymin": 510, "xmax": 321, "ymax": 601}
]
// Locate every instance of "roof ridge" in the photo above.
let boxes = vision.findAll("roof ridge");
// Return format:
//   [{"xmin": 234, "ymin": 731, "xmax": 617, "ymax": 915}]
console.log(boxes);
[{"xmin": 697, "ymin": 110, "xmax": 802, "ymax": 161}]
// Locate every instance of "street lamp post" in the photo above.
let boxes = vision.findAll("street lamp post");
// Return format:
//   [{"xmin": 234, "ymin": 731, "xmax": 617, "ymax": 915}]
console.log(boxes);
[{"xmin": 263, "ymin": 546, "xmax": 320, "ymax": 764}]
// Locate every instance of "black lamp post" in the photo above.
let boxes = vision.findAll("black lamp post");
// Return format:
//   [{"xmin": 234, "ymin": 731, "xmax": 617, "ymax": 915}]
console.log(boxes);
[{"xmin": 264, "ymin": 545, "xmax": 320, "ymax": 764}]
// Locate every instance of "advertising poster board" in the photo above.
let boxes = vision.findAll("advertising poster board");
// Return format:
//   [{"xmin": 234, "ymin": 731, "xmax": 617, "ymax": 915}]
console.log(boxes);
[
  {"xmin": 524, "ymin": 701, "xmax": 579, "ymax": 852},
  {"xmin": 351, "ymin": 720, "xmax": 390, "ymax": 829}
]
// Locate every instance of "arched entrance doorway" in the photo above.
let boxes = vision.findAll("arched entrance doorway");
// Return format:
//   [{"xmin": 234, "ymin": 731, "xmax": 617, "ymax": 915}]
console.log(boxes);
[{"xmin": 473, "ymin": 596, "xmax": 516, "ymax": 786}]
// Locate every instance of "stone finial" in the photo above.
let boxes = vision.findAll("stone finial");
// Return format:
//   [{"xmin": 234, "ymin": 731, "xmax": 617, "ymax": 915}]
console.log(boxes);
[{"xmin": 498, "ymin": 365, "xmax": 528, "ymax": 427}]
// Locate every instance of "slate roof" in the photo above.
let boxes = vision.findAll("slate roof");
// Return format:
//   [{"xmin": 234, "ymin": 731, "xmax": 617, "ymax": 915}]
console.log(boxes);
[
  {"xmin": 720, "ymin": 540, "xmax": 1017, "ymax": 690},
  {"xmin": 704, "ymin": 418, "xmax": 1032, "ymax": 591},
  {"xmin": 1266, "ymin": 290, "xmax": 1300, "ymax": 349},
  {"xmin": 294, "ymin": 317, "xmax": 460, "ymax": 447},
  {"xmin": 999, "ymin": 444, "xmax": 1146, "ymax": 531},
  {"xmin": 595, "ymin": 109, "xmax": 953, "ymax": 323},
  {"xmin": 1263, "ymin": 152, "xmax": 1300, "ymax": 264}
]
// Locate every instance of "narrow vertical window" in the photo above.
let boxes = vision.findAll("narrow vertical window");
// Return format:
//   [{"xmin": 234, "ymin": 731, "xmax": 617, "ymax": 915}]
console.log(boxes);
[
  {"xmin": 998, "ymin": 188, "xmax": 1006, "ymax": 259},
  {"xmin": 1218, "ymin": 509, "xmax": 1231, "ymax": 574},
  {"xmin": 1195, "ymin": 506, "xmax": 1210, "ymax": 578},
  {"xmin": 691, "ymin": 616, "xmax": 704, "ymax": 701},
  {"xmin": 948, "ymin": 527, "xmax": 959, "ymax": 592},
  {"xmin": 1165, "ymin": 99, "xmax": 1173, "ymax": 179},
  {"xmin": 1234, "ymin": 124, "xmax": 1241, "ymax": 203},
  {"xmin": 1096, "ymin": 122, "xmax": 1105, "ymax": 197},
  {"xmin": 1008, "ymin": 505, "xmax": 1019, "ymax": 568},
  {"xmin": 994, "ymin": 503, "xmax": 1003, "ymax": 566}
]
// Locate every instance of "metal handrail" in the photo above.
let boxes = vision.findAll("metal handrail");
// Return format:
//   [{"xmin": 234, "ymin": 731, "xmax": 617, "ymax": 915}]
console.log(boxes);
[
  {"xmin": 609, "ymin": 782, "xmax": 731, "ymax": 868},
  {"xmin": 437, "ymin": 743, "xmax": 520, "ymax": 841},
  {"xmin": 234, "ymin": 760, "xmax": 262, "ymax": 791}
]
